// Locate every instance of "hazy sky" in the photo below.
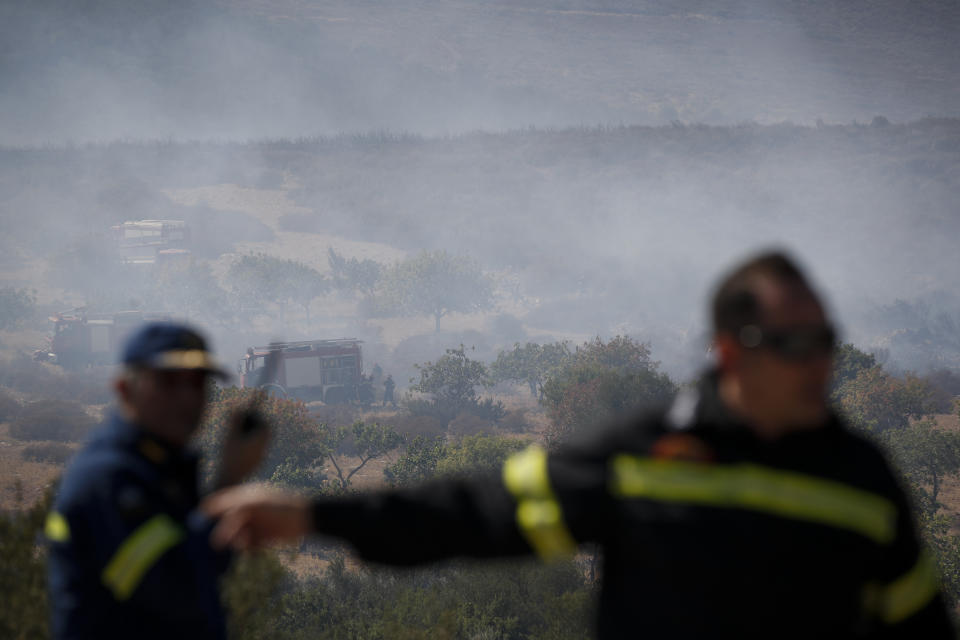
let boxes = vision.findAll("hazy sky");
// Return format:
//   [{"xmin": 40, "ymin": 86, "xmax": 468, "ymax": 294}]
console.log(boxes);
[{"xmin": 1, "ymin": 0, "xmax": 958, "ymax": 146}]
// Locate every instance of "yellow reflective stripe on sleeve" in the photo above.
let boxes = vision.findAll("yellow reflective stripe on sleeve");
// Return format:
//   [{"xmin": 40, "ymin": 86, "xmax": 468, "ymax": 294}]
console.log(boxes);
[
  {"xmin": 502, "ymin": 446, "xmax": 577, "ymax": 561},
  {"xmin": 45, "ymin": 511, "xmax": 71, "ymax": 542},
  {"xmin": 611, "ymin": 456, "xmax": 897, "ymax": 544},
  {"xmin": 503, "ymin": 446, "xmax": 553, "ymax": 499},
  {"xmin": 881, "ymin": 551, "xmax": 941, "ymax": 624},
  {"xmin": 101, "ymin": 514, "xmax": 185, "ymax": 601}
]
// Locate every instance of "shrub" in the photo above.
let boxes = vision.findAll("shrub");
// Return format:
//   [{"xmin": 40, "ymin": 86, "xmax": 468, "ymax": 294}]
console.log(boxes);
[
  {"xmin": 0, "ymin": 353, "xmax": 111, "ymax": 405},
  {"xmin": 0, "ymin": 483, "xmax": 52, "ymax": 640},
  {"xmin": 9, "ymin": 400, "xmax": 98, "ymax": 442},
  {"xmin": 498, "ymin": 408, "xmax": 531, "ymax": 434},
  {"xmin": 435, "ymin": 434, "xmax": 528, "ymax": 477},
  {"xmin": 381, "ymin": 413, "xmax": 446, "ymax": 439},
  {"xmin": 196, "ymin": 387, "xmax": 329, "ymax": 483},
  {"xmin": 307, "ymin": 403, "xmax": 359, "ymax": 427},
  {"xmin": 447, "ymin": 413, "xmax": 496, "ymax": 437},
  {"xmin": 21, "ymin": 442, "xmax": 75, "ymax": 464}
]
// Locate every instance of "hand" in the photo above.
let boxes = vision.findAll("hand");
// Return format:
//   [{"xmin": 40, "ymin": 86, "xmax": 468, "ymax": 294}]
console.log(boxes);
[
  {"xmin": 203, "ymin": 484, "xmax": 312, "ymax": 550},
  {"xmin": 215, "ymin": 409, "xmax": 270, "ymax": 489}
]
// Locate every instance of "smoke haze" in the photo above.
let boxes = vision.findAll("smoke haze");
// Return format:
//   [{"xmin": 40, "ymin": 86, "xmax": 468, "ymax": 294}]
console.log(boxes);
[{"xmin": 1, "ymin": 0, "xmax": 959, "ymax": 379}]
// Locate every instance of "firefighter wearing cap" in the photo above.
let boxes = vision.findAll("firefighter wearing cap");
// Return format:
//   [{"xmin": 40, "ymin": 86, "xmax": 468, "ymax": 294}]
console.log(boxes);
[
  {"xmin": 205, "ymin": 252, "xmax": 954, "ymax": 639},
  {"xmin": 46, "ymin": 323, "xmax": 267, "ymax": 640}
]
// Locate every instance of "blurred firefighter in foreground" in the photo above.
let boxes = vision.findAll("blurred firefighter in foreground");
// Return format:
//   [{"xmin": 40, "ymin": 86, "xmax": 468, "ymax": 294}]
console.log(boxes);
[
  {"xmin": 46, "ymin": 324, "xmax": 269, "ymax": 640},
  {"xmin": 205, "ymin": 251, "xmax": 953, "ymax": 638}
]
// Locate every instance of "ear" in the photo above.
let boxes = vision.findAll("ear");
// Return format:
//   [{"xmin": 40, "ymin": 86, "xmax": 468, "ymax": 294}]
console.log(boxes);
[
  {"xmin": 114, "ymin": 375, "xmax": 133, "ymax": 405},
  {"xmin": 713, "ymin": 333, "xmax": 741, "ymax": 374}
]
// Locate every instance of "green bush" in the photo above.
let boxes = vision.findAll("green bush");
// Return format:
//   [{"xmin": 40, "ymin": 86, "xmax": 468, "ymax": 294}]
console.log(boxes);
[
  {"xmin": 0, "ymin": 353, "xmax": 111, "ymax": 405},
  {"xmin": 446, "ymin": 413, "xmax": 496, "ymax": 437},
  {"xmin": 221, "ymin": 550, "xmax": 595, "ymax": 640},
  {"xmin": 8, "ymin": 401, "xmax": 98, "ymax": 442},
  {"xmin": 498, "ymin": 408, "xmax": 531, "ymax": 433},
  {"xmin": 0, "ymin": 483, "xmax": 52, "ymax": 640},
  {"xmin": 196, "ymin": 387, "xmax": 330, "ymax": 483}
]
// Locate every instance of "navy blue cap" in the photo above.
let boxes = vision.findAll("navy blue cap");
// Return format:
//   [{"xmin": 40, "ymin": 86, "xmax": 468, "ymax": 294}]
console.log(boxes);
[{"xmin": 122, "ymin": 322, "xmax": 227, "ymax": 377}]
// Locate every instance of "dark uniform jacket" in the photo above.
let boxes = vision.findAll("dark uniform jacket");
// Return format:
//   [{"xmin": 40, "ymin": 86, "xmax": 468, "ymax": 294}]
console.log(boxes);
[
  {"xmin": 47, "ymin": 414, "xmax": 228, "ymax": 640},
  {"xmin": 310, "ymin": 373, "xmax": 953, "ymax": 639}
]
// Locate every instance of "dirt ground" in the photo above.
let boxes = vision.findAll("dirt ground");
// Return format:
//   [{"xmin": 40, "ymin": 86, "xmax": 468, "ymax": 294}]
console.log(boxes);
[{"xmin": 0, "ymin": 422, "xmax": 75, "ymax": 510}]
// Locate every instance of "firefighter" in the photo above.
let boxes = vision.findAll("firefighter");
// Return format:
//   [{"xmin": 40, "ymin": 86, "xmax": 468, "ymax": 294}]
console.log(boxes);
[
  {"xmin": 204, "ymin": 252, "xmax": 953, "ymax": 638},
  {"xmin": 46, "ymin": 323, "xmax": 268, "ymax": 640},
  {"xmin": 382, "ymin": 373, "xmax": 396, "ymax": 407}
]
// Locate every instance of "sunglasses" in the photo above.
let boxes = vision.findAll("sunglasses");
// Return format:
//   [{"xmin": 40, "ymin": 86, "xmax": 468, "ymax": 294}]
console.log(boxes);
[{"xmin": 738, "ymin": 324, "xmax": 836, "ymax": 361}]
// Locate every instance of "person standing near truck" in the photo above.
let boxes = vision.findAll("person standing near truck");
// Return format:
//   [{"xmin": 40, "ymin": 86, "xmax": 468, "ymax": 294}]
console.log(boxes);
[{"xmin": 382, "ymin": 374, "xmax": 396, "ymax": 407}]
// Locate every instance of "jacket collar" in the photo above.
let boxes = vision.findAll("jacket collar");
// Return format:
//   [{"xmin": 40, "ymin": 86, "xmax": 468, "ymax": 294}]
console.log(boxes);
[{"xmin": 105, "ymin": 412, "xmax": 198, "ymax": 467}]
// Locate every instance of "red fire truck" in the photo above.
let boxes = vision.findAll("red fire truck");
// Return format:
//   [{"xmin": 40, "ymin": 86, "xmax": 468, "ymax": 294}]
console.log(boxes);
[
  {"xmin": 36, "ymin": 310, "xmax": 173, "ymax": 369},
  {"xmin": 238, "ymin": 339, "xmax": 364, "ymax": 403}
]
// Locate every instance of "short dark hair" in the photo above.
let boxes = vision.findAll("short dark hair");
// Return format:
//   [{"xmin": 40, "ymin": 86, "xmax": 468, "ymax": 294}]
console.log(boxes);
[{"xmin": 711, "ymin": 251, "xmax": 813, "ymax": 334}]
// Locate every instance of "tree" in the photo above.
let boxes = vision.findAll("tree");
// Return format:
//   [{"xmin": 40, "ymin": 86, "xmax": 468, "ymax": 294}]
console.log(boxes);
[
  {"xmin": 153, "ymin": 259, "xmax": 236, "ymax": 327},
  {"xmin": 490, "ymin": 341, "xmax": 573, "ymax": 398},
  {"xmin": 227, "ymin": 253, "xmax": 327, "ymax": 323},
  {"xmin": 834, "ymin": 366, "xmax": 940, "ymax": 432},
  {"xmin": 369, "ymin": 250, "xmax": 493, "ymax": 332},
  {"xmin": 881, "ymin": 417, "xmax": 960, "ymax": 606},
  {"xmin": 0, "ymin": 287, "xmax": 36, "ymax": 331},
  {"xmin": 407, "ymin": 345, "xmax": 504, "ymax": 426},
  {"xmin": 384, "ymin": 435, "xmax": 446, "ymax": 487},
  {"xmin": 434, "ymin": 434, "xmax": 528, "ymax": 478},
  {"xmin": 327, "ymin": 248, "xmax": 383, "ymax": 296},
  {"xmin": 829, "ymin": 342, "xmax": 877, "ymax": 398},
  {"xmin": 540, "ymin": 336, "xmax": 676, "ymax": 445},
  {"xmin": 324, "ymin": 420, "xmax": 403, "ymax": 490},
  {"xmin": 883, "ymin": 418, "xmax": 960, "ymax": 507}
]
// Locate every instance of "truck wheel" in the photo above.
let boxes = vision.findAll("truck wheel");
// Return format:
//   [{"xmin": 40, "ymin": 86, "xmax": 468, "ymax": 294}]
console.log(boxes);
[
  {"xmin": 262, "ymin": 383, "xmax": 287, "ymax": 399},
  {"xmin": 324, "ymin": 387, "xmax": 347, "ymax": 405}
]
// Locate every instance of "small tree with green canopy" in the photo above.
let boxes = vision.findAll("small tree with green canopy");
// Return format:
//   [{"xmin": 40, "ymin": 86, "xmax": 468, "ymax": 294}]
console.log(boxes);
[
  {"xmin": 883, "ymin": 417, "xmax": 960, "ymax": 507},
  {"xmin": 227, "ymin": 253, "xmax": 327, "ymax": 323},
  {"xmin": 323, "ymin": 420, "xmax": 403, "ymax": 490},
  {"xmin": 834, "ymin": 366, "xmax": 940, "ymax": 432},
  {"xmin": 369, "ymin": 250, "xmax": 493, "ymax": 332},
  {"xmin": 153, "ymin": 259, "xmax": 236, "ymax": 327},
  {"xmin": 327, "ymin": 248, "xmax": 383, "ymax": 296},
  {"xmin": 491, "ymin": 341, "xmax": 573, "ymax": 398},
  {"xmin": 829, "ymin": 342, "xmax": 877, "ymax": 398},
  {"xmin": 383, "ymin": 435, "xmax": 446, "ymax": 487},
  {"xmin": 540, "ymin": 336, "xmax": 677, "ymax": 445},
  {"xmin": 407, "ymin": 345, "xmax": 504, "ymax": 426},
  {"xmin": 435, "ymin": 434, "xmax": 528, "ymax": 477}
]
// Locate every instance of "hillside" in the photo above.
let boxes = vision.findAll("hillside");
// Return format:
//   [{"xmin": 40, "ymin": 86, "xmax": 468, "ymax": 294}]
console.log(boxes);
[
  {"xmin": 0, "ymin": 0, "xmax": 957, "ymax": 145},
  {"xmin": 3, "ymin": 119, "xmax": 959, "ymax": 374}
]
